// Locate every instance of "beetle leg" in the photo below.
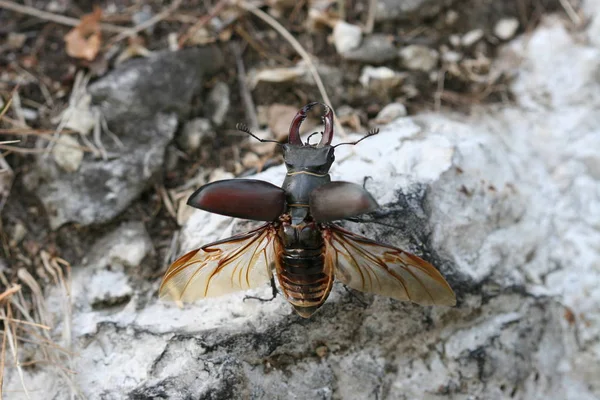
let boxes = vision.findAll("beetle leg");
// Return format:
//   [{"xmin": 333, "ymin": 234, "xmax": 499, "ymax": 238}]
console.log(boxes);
[{"xmin": 243, "ymin": 276, "xmax": 279, "ymax": 303}]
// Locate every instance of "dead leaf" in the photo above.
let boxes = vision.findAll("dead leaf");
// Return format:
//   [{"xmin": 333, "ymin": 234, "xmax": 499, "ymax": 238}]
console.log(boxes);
[{"xmin": 64, "ymin": 7, "xmax": 103, "ymax": 61}]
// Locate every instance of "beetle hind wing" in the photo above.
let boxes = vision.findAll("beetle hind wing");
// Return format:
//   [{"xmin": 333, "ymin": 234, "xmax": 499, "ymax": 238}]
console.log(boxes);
[
  {"xmin": 159, "ymin": 224, "xmax": 281, "ymax": 302},
  {"xmin": 323, "ymin": 225, "xmax": 456, "ymax": 306}
]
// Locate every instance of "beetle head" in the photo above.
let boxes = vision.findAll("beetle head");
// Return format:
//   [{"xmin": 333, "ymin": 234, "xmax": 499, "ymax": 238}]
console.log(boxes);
[{"xmin": 283, "ymin": 102, "xmax": 335, "ymax": 174}]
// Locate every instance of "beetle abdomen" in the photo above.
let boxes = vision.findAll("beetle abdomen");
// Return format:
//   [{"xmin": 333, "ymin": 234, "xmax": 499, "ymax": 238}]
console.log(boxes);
[{"xmin": 277, "ymin": 247, "xmax": 332, "ymax": 317}]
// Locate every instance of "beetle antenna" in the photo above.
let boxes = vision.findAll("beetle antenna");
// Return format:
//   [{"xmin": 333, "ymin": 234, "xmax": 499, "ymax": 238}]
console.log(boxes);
[
  {"xmin": 236, "ymin": 123, "xmax": 282, "ymax": 144},
  {"xmin": 333, "ymin": 128, "xmax": 380, "ymax": 148},
  {"xmin": 306, "ymin": 132, "xmax": 322, "ymax": 145}
]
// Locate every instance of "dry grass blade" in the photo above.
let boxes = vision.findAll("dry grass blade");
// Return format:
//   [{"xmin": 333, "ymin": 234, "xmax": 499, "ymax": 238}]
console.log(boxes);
[
  {"xmin": 0, "ymin": 314, "xmax": 6, "ymax": 400},
  {"xmin": 13, "ymin": 265, "xmax": 80, "ymax": 398},
  {"xmin": 0, "ymin": 317, "xmax": 49, "ymax": 330},
  {"xmin": 236, "ymin": 0, "xmax": 347, "ymax": 138},
  {"xmin": 1, "ymin": 305, "xmax": 30, "ymax": 399},
  {"xmin": 0, "ymin": 283, "xmax": 20, "ymax": 400},
  {"xmin": 559, "ymin": 0, "xmax": 582, "ymax": 25},
  {"xmin": 0, "ymin": 95, "xmax": 13, "ymax": 121},
  {"xmin": 0, "ymin": 286, "xmax": 21, "ymax": 303}
]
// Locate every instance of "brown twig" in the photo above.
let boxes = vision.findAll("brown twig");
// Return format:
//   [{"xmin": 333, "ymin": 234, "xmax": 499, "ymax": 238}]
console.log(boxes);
[
  {"xmin": 0, "ymin": 0, "xmax": 127, "ymax": 32},
  {"xmin": 231, "ymin": 42, "xmax": 259, "ymax": 131},
  {"xmin": 364, "ymin": 0, "xmax": 377, "ymax": 34}
]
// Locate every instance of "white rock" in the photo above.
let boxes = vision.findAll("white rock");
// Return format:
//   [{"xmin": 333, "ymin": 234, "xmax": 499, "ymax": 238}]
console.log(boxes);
[
  {"xmin": 462, "ymin": 28, "xmax": 484, "ymax": 46},
  {"xmin": 332, "ymin": 20, "xmax": 363, "ymax": 54},
  {"xmin": 359, "ymin": 66, "xmax": 404, "ymax": 89},
  {"xmin": 494, "ymin": 18, "xmax": 519, "ymax": 40},
  {"xmin": 449, "ymin": 34, "xmax": 461, "ymax": 47},
  {"xmin": 373, "ymin": 102, "xmax": 407, "ymax": 124},
  {"xmin": 51, "ymin": 134, "xmax": 84, "ymax": 172},
  {"xmin": 204, "ymin": 81, "xmax": 230, "ymax": 126},
  {"xmin": 399, "ymin": 45, "xmax": 439, "ymax": 71},
  {"xmin": 441, "ymin": 49, "xmax": 462, "ymax": 63}
]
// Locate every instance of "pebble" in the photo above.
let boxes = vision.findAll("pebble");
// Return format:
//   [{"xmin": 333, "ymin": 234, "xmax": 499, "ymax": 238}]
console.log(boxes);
[
  {"xmin": 462, "ymin": 29, "xmax": 484, "ymax": 47},
  {"xmin": 399, "ymin": 45, "xmax": 439, "ymax": 71},
  {"xmin": 52, "ymin": 134, "xmax": 84, "ymax": 173},
  {"xmin": 178, "ymin": 118, "xmax": 214, "ymax": 151},
  {"xmin": 359, "ymin": 66, "xmax": 404, "ymax": 89},
  {"xmin": 494, "ymin": 18, "xmax": 519, "ymax": 40},
  {"xmin": 340, "ymin": 34, "xmax": 398, "ymax": 64},
  {"xmin": 449, "ymin": 34, "xmax": 461, "ymax": 47},
  {"xmin": 374, "ymin": 102, "xmax": 408, "ymax": 124},
  {"xmin": 204, "ymin": 82, "xmax": 230, "ymax": 127},
  {"xmin": 242, "ymin": 152, "xmax": 261, "ymax": 169},
  {"xmin": 332, "ymin": 20, "xmax": 363, "ymax": 54}
]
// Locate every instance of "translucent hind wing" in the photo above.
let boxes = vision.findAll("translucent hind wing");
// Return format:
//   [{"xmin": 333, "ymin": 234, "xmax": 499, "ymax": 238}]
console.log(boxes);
[
  {"xmin": 159, "ymin": 224, "xmax": 280, "ymax": 302},
  {"xmin": 324, "ymin": 225, "xmax": 456, "ymax": 306}
]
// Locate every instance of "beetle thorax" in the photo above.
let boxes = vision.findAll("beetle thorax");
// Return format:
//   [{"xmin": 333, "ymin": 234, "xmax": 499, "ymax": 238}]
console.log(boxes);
[{"xmin": 282, "ymin": 144, "xmax": 335, "ymax": 174}]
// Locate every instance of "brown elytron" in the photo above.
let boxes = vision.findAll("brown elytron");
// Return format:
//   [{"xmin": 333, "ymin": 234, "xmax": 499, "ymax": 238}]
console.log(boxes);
[{"xmin": 159, "ymin": 102, "xmax": 456, "ymax": 318}]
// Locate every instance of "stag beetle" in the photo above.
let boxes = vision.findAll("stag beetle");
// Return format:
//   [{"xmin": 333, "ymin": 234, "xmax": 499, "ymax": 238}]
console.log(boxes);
[{"xmin": 160, "ymin": 102, "xmax": 455, "ymax": 317}]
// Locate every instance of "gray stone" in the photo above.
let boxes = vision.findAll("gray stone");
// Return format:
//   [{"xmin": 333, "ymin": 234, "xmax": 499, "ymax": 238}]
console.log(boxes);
[
  {"xmin": 340, "ymin": 35, "xmax": 398, "ymax": 64},
  {"xmin": 89, "ymin": 47, "xmax": 223, "ymax": 122},
  {"xmin": 399, "ymin": 45, "xmax": 439, "ymax": 71},
  {"xmin": 24, "ymin": 47, "xmax": 223, "ymax": 229},
  {"xmin": 374, "ymin": 0, "xmax": 451, "ymax": 22}
]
